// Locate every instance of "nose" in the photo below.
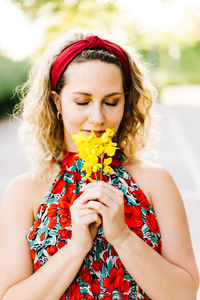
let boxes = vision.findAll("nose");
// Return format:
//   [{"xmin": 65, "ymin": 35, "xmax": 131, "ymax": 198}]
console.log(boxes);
[{"xmin": 88, "ymin": 103, "xmax": 105, "ymax": 125}]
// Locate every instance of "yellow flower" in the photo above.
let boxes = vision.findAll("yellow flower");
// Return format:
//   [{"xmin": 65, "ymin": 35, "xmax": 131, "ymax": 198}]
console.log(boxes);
[
  {"xmin": 103, "ymin": 157, "xmax": 114, "ymax": 174},
  {"xmin": 72, "ymin": 128, "xmax": 117, "ymax": 181}
]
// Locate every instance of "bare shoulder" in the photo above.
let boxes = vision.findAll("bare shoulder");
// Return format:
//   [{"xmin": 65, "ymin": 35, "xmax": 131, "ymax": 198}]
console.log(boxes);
[
  {"xmin": 1, "ymin": 172, "xmax": 36, "ymax": 211},
  {"xmin": 1, "ymin": 167, "xmax": 58, "ymax": 219}
]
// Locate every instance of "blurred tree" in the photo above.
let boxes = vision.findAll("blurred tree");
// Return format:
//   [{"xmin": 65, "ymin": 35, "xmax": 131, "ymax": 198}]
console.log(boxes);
[
  {"xmin": 13, "ymin": 0, "xmax": 119, "ymax": 45},
  {"xmin": 0, "ymin": 55, "xmax": 28, "ymax": 118},
  {"xmin": 10, "ymin": 0, "xmax": 200, "ymax": 91}
]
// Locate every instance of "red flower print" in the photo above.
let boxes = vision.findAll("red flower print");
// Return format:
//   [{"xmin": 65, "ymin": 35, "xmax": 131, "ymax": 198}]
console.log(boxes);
[
  {"xmin": 71, "ymin": 193, "xmax": 78, "ymax": 205},
  {"xmin": 58, "ymin": 228, "xmax": 71, "ymax": 239},
  {"xmin": 110, "ymin": 247, "xmax": 117, "ymax": 256},
  {"xmin": 28, "ymin": 229, "xmax": 36, "ymax": 240},
  {"xmin": 34, "ymin": 261, "xmax": 41, "ymax": 271},
  {"xmin": 132, "ymin": 227, "xmax": 143, "ymax": 238},
  {"xmin": 116, "ymin": 258, "xmax": 123, "ymax": 268},
  {"xmin": 102, "ymin": 237, "xmax": 108, "ymax": 247},
  {"xmin": 103, "ymin": 251, "xmax": 108, "ymax": 262},
  {"xmin": 57, "ymin": 240, "xmax": 67, "ymax": 249},
  {"xmin": 33, "ymin": 218, "xmax": 41, "ymax": 230},
  {"xmin": 101, "ymin": 295, "xmax": 112, "ymax": 300},
  {"xmin": 62, "ymin": 152, "xmax": 79, "ymax": 167},
  {"xmin": 68, "ymin": 282, "xmax": 82, "ymax": 300},
  {"xmin": 48, "ymin": 218, "xmax": 57, "ymax": 230},
  {"xmin": 66, "ymin": 182, "xmax": 76, "ymax": 194},
  {"xmin": 58, "ymin": 183, "xmax": 76, "ymax": 208},
  {"xmin": 145, "ymin": 213, "xmax": 159, "ymax": 234},
  {"xmin": 102, "ymin": 174, "xmax": 109, "ymax": 182},
  {"xmin": 59, "ymin": 215, "xmax": 71, "ymax": 228},
  {"xmin": 36, "ymin": 205, "xmax": 42, "ymax": 215},
  {"xmin": 84, "ymin": 295, "xmax": 94, "ymax": 300},
  {"xmin": 91, "ymin": 259, "xmax": 103, "ymax": 271},
  {"xmin": 122, "ymin": 295, "xmax": 131, "ymax": 300},
  {"xmin": 51, "ymin": 178, "xmax": 66, "ymax": 194},
  {"xmin": 125, "ymin": 205, "xmax": 143, "ymax": 229},
  {"xmin": 79, "ymin": 267, "xmax": 91, "ymax": 283},
  {"xmin": 47, "ymin": 245, "xmax": 57, "ymax": 256},
  {"xmin": 111, "ymin": 151, "xmax": 121, "ymax": 167},
  {"xmin": 72, "ymin": 172, "xmax": 82, "ymax": 182},
  {"xmin": 58, "ymin": 195, "xmax": 70, "ymax": 209},
  {"xmin": 118, "ymin": 280, "xmax": 130, "ymax": 297},
  {"xmin": 146, "ymin": 240, "xmax": 152, "ymax": 247},
  {"xmin": 124, "ymin": 178, "xmax": 131, "ymax": 186},
  {"xmin": 58, "ymin": 208, "xmax": 70, "ymax": 217},
  {"xmin": 40, "ymin": 232, "xmax": 45, "ymax": 241},
  {"xmin": 133, "ymin": 188, "xmax": 150, "ymax": 208},
  {"xmin": 42, "ymin": 203, "xmax": 47, "ymax": 211},
  {"xmin": 103, "ymin": 267, "xmax": 124, "ymax": 292},
  {"xmin": 152, "ymin": 240, "xmax": 161, "ymax": 253},
  {"xmin": 90, "ymin": 279, "xmax": 101, "ymax": 296},
  {"xmin": 47, "ymin": 204, "xmax": 57, "ymax": 218},
  {"xmin": 59, "ymin": 293, "xmax": 66, "ymax": 300},
  {"xmin": 30, "ymin": 249, "xmax": 35, "ymax": 261}
]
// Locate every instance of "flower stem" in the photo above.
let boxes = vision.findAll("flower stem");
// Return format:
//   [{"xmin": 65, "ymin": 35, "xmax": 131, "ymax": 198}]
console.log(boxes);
[
  {"xmin": 100, "ymin": 153, "xmax": 104, "ymax": 181},
  {"xmin": 95, "ymin": 172, "xmax": 98, "ymax": 181}
]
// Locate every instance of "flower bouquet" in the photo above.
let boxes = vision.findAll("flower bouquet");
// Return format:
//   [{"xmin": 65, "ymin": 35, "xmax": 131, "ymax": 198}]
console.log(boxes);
[{"xmin": 72, "ymin": 128, "xmax": 118, "ymax": 181}]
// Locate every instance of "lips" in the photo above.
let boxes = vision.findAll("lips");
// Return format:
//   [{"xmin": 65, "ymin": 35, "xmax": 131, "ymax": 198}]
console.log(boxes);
[{"xmin": 82, "ymin": 130, "xmax": 105, "ymax": 137}]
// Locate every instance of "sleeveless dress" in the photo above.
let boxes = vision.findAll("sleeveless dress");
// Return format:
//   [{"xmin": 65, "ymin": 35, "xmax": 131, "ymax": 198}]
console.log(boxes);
[{"xmin": 26, "ymin": 150, "xmax": 162, "ymax": 300}]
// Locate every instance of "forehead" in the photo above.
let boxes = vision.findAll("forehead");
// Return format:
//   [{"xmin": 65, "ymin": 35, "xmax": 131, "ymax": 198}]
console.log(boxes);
[{"xmin": 63, "ymin": 60, "xmax": 124, "ymax": 92}]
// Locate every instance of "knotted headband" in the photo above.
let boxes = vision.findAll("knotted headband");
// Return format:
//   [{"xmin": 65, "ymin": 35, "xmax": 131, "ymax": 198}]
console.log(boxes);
[{"xmin": 50, "ymin": 35, "xmax": 131, "ymax": 91}]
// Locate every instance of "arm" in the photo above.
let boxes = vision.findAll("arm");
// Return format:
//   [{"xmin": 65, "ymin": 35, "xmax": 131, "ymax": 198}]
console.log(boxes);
[
  {"xmin": 113, "ymin": 167, "xmax": 199, "ymax": 299},
  {"xmin": 83, "ymin": 167, "xmax": 199, "ymax": 300},
  {"xmin": 0, "ymin": 174, "xmax": 100, "ymax": 300}
]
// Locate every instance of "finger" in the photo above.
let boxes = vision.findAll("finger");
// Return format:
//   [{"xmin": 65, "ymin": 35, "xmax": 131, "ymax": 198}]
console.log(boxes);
[
  {"xmin": 80, "ymin": 187, "xmax": 119, "ymax": 208},
  {"xmin": 72, "ymin": 193, "xmax": 93, "ymax": 206},
  {"xmin": 95, "ymin": 215, "xmax": 102, "ymax": 227},
  {"xmin": 71, "ymin": 207, "xmax": 99, "ymax": 218},
  {"xmin": 86, "ymin": 200, "xmax": 107, "ymax": 216},
  {"xmin": 79, "ymin": 213, "xmax": 101, "ymax": 228},
  {"xmin": 82, "ymin": 181, "xmax": 122, "ymax": 195},
  {"xmin": 78, "ymin": 188, "xmax": 112, "ymax": 207},
  {"xmin": 82, "ymin": 181, "xmax": 124, "ymax": 202}
]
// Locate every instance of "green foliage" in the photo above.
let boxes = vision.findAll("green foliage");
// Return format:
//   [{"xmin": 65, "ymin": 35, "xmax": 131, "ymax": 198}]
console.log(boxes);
[
  {"xmin": 13, "ymin": 0, "xmax": 118, "ymax": 35},
  {"xmin": 0, "ymin": 55, "xmax": 28, "ymax": 118},
  {"xmin": 5, "ymin": 1, "xmax": 200, "ymax": 104},
  {"xmin": 140, "ymin": 41, "xmax": 200, "ymax": 91}
]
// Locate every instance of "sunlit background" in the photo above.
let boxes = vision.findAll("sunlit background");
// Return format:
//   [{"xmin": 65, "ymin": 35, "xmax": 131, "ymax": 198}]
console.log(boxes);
[
  {"xmin": 0, "ymin": 0, "xmax": 200, "ymax": 117},
  {"xmin": 0, "ymin": 1, "xmax": 200, "ymax": 295}
]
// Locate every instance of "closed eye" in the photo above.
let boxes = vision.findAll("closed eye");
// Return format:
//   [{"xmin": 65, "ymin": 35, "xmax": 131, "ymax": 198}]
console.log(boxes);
[
  {"xmin": 76, "ymin": 102, "xmax": 117, "ymax": 106},
  {"xmin": 76, "ymin": 102, "xmax": 89, "ymax": 105},
  {"xmin": 105, "ymin": 102, "xmax": 117, "ymax": 106}
]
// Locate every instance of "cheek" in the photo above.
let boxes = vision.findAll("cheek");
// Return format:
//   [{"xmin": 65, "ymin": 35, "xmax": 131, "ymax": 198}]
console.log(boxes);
[
  {"xmin": 62, "ymin": 104, "xmax": 87, "ymax": 126},
  {"xmin": 109, "ymin": 106, "xmax": 124, "ymax": 127}
]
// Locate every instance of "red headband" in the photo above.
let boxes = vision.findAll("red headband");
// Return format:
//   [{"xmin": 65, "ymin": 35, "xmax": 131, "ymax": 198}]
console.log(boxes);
[{"xmin": 50, "ymin": 35, "xmax": 131, "ymax": 91}]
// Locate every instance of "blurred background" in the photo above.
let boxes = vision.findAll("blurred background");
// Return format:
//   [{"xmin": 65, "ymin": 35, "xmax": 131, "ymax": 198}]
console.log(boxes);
[{"xmin": 0, "ymin": 0, "xmax": 200, "ymax": 296}]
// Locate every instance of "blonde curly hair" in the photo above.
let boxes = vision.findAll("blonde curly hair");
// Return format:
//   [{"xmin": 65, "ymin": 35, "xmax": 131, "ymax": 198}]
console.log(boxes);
[{"xmin": 17, "ymin": 30, "xmax": 158, "ymax": 181}]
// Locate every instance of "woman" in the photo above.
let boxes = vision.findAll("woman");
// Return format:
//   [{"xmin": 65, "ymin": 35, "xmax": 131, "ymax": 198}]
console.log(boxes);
[{"xmin": 0, "ymin": 31, "xmax": 199, "ymax": 299}]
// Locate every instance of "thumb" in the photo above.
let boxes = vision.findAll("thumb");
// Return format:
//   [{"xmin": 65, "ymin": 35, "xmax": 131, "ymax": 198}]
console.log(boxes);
[{"xmin": 95, "ymin": 215, "xmax": 102, "ymax": 227}]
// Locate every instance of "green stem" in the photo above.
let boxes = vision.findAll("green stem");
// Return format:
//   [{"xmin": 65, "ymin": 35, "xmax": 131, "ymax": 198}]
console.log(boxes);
[
  {"xmin": 100, "ymin": 153, "xmax": 104, "ymax": 181},
  {"xmin": 95, "ymin": 172, "xmax": 98, "ymax": 181}
]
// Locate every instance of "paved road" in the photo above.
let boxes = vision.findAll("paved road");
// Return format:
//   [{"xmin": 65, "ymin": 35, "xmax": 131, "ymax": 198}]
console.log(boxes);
[{"xmin": 0, "ymin": 102, "xmax": 200, "ymax": 296}]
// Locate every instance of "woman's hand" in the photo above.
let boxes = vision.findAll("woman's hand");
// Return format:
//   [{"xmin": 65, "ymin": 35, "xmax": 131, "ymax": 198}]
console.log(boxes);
[
  {"xmin": 80, "ymin": 181, "xmax": 131, "ymax": 246},
  {"xmin": 70, "ymin": 195, "xmax": 102, "ymax": 253}
]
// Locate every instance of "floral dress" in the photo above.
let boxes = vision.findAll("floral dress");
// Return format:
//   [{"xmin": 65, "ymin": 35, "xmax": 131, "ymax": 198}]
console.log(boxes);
[{"xmin": 26, "ymin": 150, "xmax": 162, "ymax": 299}]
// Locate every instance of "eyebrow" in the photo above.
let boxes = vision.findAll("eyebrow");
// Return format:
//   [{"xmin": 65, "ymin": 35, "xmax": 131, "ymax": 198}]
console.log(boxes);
[{"xmin": 71, "ymin": 92, "xmax": 122, "ymax": 98}]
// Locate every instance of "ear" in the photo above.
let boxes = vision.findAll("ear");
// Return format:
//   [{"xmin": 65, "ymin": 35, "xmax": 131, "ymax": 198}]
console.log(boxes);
[{"xmin": 51, "ymin": 91, "xmax": 62, "ymax": 113}]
